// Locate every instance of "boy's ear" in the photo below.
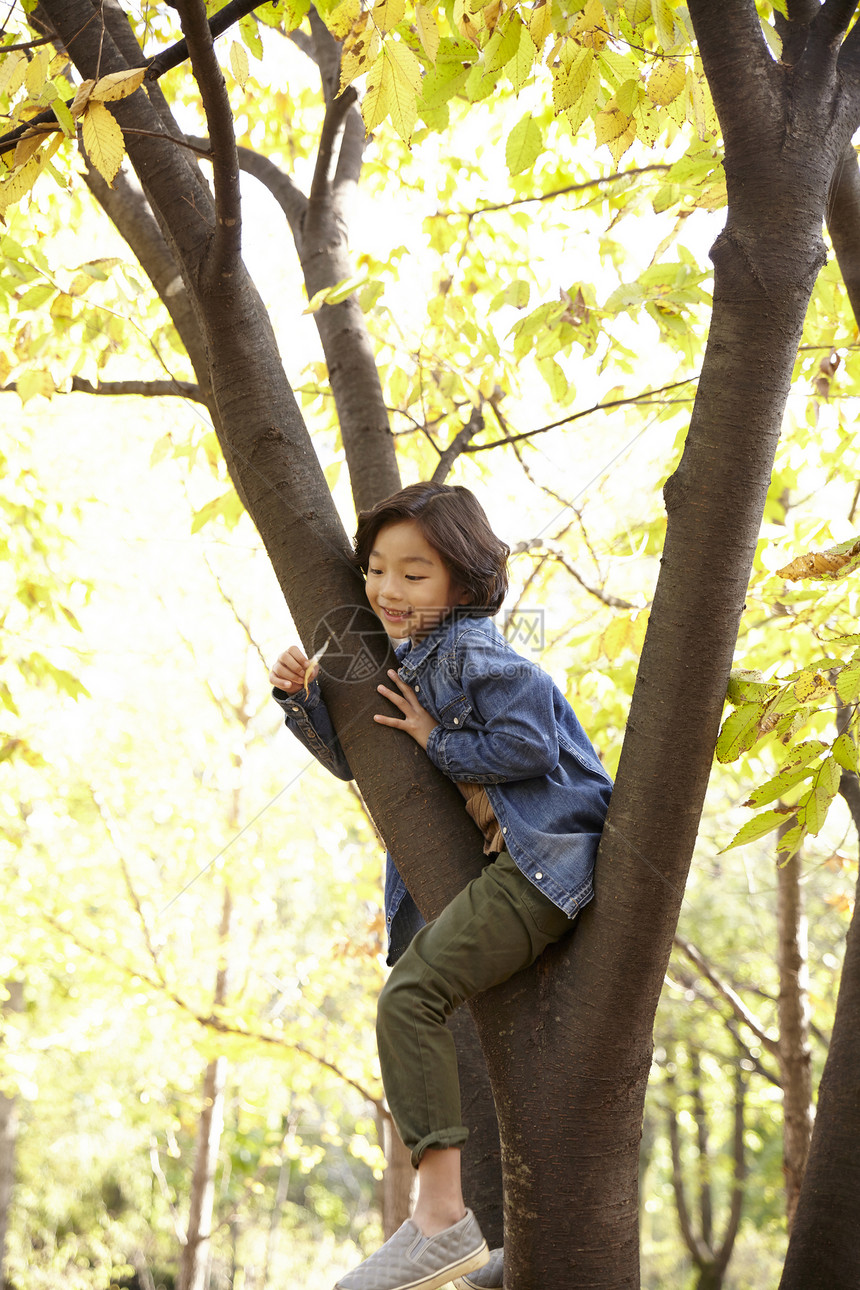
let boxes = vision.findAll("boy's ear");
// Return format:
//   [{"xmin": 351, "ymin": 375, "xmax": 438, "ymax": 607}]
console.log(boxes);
[{"xmin": 457, "ymin": 586, "xmax": 472, "ymax": 605}]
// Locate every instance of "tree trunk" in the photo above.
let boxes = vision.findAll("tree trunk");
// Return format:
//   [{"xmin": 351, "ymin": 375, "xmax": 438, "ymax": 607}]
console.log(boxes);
[
  {"xmin": 775, "ymin": 825, "xmax": 813, "ymax": 1230},
  {"xmin": 0, "ymin": 982, "xmax": 23, "ymax": 1285},
  {"xmin": 179, "ymin": 887, "xmax": 232, "ymax": 1290},
  {"xmin": 376, "ymin": 1111, "xmax": 414, "ymax": 1239},
  {"xmin": 780, "ymin": 770, "xmax": 860, "ymax": 1288}
]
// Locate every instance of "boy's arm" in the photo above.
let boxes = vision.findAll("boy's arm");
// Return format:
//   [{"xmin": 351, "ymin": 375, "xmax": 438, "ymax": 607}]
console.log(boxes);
[
  {"xmin": 374, "ymin": 632, "xmax": 559, "ymax": 783},
  {"xmin": 270, "ymin": 646, "xmax": 353, "ymax": 781}
]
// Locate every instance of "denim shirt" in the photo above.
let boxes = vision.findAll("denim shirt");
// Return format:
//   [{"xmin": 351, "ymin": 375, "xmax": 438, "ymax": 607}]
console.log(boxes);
[{"xmin": 273, "ymin": 614, "xmax": 613, "ymax": 962}]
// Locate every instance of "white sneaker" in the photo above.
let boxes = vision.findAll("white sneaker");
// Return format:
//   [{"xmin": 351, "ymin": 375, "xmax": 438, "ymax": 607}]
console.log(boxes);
[
  {"xmin": 454, "ymin": 1245, "xmax": 503, "ymax": 1288},
  {"xmin": 334, "ymin": 1210, "xmax": 489, "ymax": 1290}
]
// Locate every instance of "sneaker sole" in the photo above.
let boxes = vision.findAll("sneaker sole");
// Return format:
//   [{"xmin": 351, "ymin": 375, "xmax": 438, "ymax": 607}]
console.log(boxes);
[
  {"xmin": 452, "ymin": 1268, "xmax": 496, "ymax": 1290},
  {"xmin": 335, "ymin": 1241, "xmax": 489, "ymax": 1290}
]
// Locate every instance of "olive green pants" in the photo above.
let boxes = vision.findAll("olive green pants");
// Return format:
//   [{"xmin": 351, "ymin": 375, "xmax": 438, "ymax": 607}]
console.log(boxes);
[{"xmin": 376, "ymin": 850, "xmax": 576, "ymax": 1168}]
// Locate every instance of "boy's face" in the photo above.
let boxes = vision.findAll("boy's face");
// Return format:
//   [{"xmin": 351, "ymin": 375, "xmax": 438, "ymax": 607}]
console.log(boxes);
[{"xmin": 365, "ymin": 519, "xmax": 470, "ymax": 642}]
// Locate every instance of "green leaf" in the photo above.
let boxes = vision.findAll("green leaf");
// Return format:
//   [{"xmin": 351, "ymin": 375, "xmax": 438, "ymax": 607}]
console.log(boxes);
[
  {"xmin": 17, "ymin": 283, "xmax": 55, "ymax": 311},
  {"xmin": 715, "ymin": 702, "xmax": 766, "ymax": 763},
  {"xmin": 726, "ymin": 669, "xmax": 772, "ymax": 705},
  {"xmin": 505, "ymin": 113, "xmax": 542, "ymax": 176},
  {"xmin": 744, "ymin": 757, "xmax": 818, "ymax": 809},
  {"xmin": 835, "ymin": 660, "xmax": 860, "ymax": 703},
  {"xmin": 798, "ymin": 756, "xmax": 842, "ymax": 835},
  {"xmin": 832, "ymin": 730, "xmax": 859, "ymax": 774},
  {"xmin": 722, "ymin": 807, "xmax": 792, "ymax": 853},
  {"xmin": 775, "ymin": 820, "xmax": 806, "ymax": 863}
]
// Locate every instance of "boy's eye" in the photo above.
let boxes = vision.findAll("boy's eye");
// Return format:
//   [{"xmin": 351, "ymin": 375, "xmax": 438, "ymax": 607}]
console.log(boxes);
[
  {"xmin": 367, "ymin": 567, "xmax": 382, "ymax": 575},
  {"xmin": 406, "ymin": 575, "xmax": 425, "ymax": 582}
]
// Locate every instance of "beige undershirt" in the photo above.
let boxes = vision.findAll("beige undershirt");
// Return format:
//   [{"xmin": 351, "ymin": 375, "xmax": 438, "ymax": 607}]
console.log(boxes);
[{"xmin": 456, "ymin": 782, "xmax": 504, "ymax": 855}]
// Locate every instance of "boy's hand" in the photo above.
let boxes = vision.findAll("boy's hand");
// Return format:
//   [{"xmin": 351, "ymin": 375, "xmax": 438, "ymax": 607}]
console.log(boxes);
[
  {"xmin": 269, "ymin": 646, "xmax": 317, "ymax": 696},
  {"xmin": 374, "ymin": 670, "xmax": 439, "ymax": 750}
]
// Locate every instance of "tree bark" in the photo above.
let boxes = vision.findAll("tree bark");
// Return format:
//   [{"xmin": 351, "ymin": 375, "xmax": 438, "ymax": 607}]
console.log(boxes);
[
  {"xmin": 780, "ymin": 769, "xmax": 860, "ymax": 1288},
  {"xmin": 775, "ymin": 824, "xmax": 813, "ymax": 1231}
]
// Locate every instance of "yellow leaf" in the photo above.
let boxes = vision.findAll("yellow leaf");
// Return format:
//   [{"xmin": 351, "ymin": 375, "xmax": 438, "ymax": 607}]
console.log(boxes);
[
  {"xmin": 569, "ymin": 47, "xmax": 595, "ymax": 99},
  {"xmin": 507, "ymin": 21, "xmax": 537, "ymax": 91},
  {"xmin": 361, "ymin": 58, "xmax": 388, "ymax": 133},
  {"xmin": 601, "ymin": 614, "xmax": 631, "ymax": 661},
  {"xmin": 24, "ymin": 48, "xmax": 49, "ymax": 99},
  {"xmin": 793, "ymin": 671, "xmax": 833, "ymax": 704},
  {"xmin": 416, "ymin": 4, "xmax": 441, "ymax": 62},
  {"xmin": 90, "ymin": 67, "xmax": 146, "ymax": 102},
  {"xmin": 651, "ymin": 0, "xmax": 675, "ymax": 49},
  {"xmin": 340, "ymin": 21, "xmax": 380, "ymax": 92},
  {"xmin": 372, "ymin": 0, "xmax": 405, "ymax": 33},
  {"xmin": 70, "ymin": 79, "xmax": 96, "ymax": 120},
  {"xmin": 82, "ymin": 100, "xmax": 125, "ymax": 186},
  {"xmin": 230, "ymin": 41, "xmax": 250, "ymax": 88},
  {"xmin": 483, "ymin": 0, "xmax": 503, "ymax": 31},
  {"xmin": 0, "ymin": 351, "xmax": 10, "ymax": 388},
  {"xmin": 646, "ymin": 58, "xmax": 684, "ymax": 105},
  {"xmin": 50, "ymin": 292, "xmax": 74, "ymax": 319},
  {"xmin": 13, "ymin": 132, "xmax": 44, "ymax": 168},
  {"xmin": 329, "ymin": 0, "xmax": 361, "ymax": 38},
  {"xmin": 624, "ymin": 0, "xmax": 650, "ymax": 21},
  {"xmin": 528, "ymin": 0, "xmax": 552, "ymax": 49},
  {"xmin": 0, "ymin": 51, "xmax": 28, "ymax": 98},
  {"xmin": 571, "ymin": 0, "xmax": 608, "ymax": 50},
  {"xmin": 607, "ymin": 116, "xmax": 636, "ymax": 162},
  {"xmin": 16, "ymin": 368, "xmax": 55, "ymax": 404},
  {"xmin": 0, "ymin": 151, "xmax": 43, "ymax": 215},
  {"xmin": 552, "ymin": 62, "xmax": 575, "ymax": 112},
  {"xmin": 594, "ymin": 106, "xmax": 631, "ymax": 146},
  {"xmin": 386, "ymin": 42, "xmax": 420, "ymax": 142}
]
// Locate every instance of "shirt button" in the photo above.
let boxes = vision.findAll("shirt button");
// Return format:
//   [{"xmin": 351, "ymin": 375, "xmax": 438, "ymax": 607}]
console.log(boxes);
[
  {"xmin": 414, "ymin": 685, "xmax": 420, "ymax": 693},
  {"xmin": 502, "ymin": 827, "xmax": 507, "ymax": 834},
  {"xmin": 453, "ymin": 718, "xmax": 459, "ymax": 725},
  {"xmin": 535, "ymin": 872, "xmax": 543, "ymax": 881}
]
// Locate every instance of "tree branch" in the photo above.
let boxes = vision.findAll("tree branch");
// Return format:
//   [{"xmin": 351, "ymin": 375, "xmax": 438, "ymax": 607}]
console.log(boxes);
[
  {"xmin": 432, "ymin": 163, "xmax": 673, "ymax": 222},
  {"xmin": 511, "ymin": 538, "xmax": 635, "ymax": 610},
  {"xmin": 714, "ymin": 1063, "xmax": 747, "ymax": 1275},
  {"xmin": 430, "ymin": 406, "xmax": 484, "ymax": 483},
  {"xmin": 173, "ymin": 0, "xmax": 242, "ymax": 280},
  {"xmin": 686, "ymin": 0, "xmax": 777, "ymax": 140},
  {"xmin": 665, "ymin": 1066, "xmax": 712, "ymax": 1266},
  {"xmin": 309, "ymin": 85, "xmax": 358, "ymax": 206},
  {"xmin": 236, "ymin": 146, "xmax": 308, "ymax": 240},
  {"xmin": 0, "ymin": 0, "xmax": 270, "ymax": 158},
  {"xmin": 819, "ymin": 0, "xmax": 860, "ymax": 44},
  {"xmin": 464, "ymin": 378, "xmax": 698, "ymax": 453},
  {"xmin": 72, "ymin": 376, "xmax": 204, "ymax": 400},
  {"xmin": 673, "ymin": 935, "xmax": 780, "ymax": 1057}
]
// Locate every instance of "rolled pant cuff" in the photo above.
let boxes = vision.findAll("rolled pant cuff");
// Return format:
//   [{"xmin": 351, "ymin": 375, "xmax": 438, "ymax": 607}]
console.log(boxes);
[{"xmin": 411, "ymin": 1126, "xmax": 469, "ymax": 1169}]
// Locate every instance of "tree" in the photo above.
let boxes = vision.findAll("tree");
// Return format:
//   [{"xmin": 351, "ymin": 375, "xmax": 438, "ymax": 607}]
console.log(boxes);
[{"xmin": 3, "ymin": 1, "xmax": 860, "ymax": 1286}]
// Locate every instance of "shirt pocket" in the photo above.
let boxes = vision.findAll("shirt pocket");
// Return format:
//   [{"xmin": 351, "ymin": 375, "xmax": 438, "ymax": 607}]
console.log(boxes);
[{"xmin": 437, "ymin": 693, "xmax": 472, "ymax": 729}]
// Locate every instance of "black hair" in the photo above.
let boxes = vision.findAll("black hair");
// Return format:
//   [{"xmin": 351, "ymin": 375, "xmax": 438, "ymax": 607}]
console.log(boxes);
[{"xmin": 354, "ymin": 483, "xmax": 509, "ymax": 615}]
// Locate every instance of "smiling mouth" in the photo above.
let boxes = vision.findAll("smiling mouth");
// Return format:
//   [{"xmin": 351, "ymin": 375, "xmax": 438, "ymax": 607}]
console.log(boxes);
[{"xmin": 381, "ymin": 607, "xmax": 410, "ymax": 620}]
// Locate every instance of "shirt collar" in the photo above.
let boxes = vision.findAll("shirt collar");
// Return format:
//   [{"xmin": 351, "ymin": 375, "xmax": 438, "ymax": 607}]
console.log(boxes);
[{"xmin": 395, "ymin": 612, "xmax": 490, "ymax": 678}]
